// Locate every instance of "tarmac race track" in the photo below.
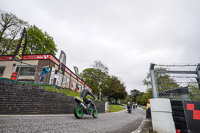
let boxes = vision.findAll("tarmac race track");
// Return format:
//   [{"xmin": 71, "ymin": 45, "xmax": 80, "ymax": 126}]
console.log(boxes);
[{"xmin": 0, "ymin": 108, "xmax": 145, "ymax": 133}]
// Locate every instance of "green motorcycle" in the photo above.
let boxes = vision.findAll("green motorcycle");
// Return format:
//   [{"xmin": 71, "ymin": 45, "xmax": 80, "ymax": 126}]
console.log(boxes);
[{"xmin": 73, "ymin": 96, "xmax": 98, "ymax": 119}]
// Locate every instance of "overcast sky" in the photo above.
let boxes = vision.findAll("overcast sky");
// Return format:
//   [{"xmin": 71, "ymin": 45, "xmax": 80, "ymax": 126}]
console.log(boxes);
[{"xmin": 1, "ymin": 0, "xmax": 200, "ymax": 93}]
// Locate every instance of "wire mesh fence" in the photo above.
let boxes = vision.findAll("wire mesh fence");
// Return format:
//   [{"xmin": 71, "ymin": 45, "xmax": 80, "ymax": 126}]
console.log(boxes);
[{"xmin": 150, "ymin": 63, "xmax": 200, "ymax": 101}]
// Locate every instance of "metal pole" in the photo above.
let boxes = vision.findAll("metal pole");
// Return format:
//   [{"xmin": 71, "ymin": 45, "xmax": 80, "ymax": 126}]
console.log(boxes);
[
  {"xmin": 61, "ymin": 73, "xmax": 64, "ymax": 88},
  {"xmin": 16, "ymin": 61, "xmax": 22, "ymax": 81},
  {"xmin": 150, "ymin": 63, "xmax": 159, "ymax": 98},
  {"xmin": 99, "ymin": 89, "xmax": 102, "ymax": 101},
  {"xmin": 196, "ymin": 63, "xmax": 200, "ymax": 90}
]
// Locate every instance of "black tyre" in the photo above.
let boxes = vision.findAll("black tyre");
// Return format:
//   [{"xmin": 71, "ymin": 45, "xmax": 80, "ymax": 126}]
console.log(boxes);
[
  {"xmin": 128, "ymin": 110, "xmax": 131, "ymax": 113},
  {"xmin": 173, "ymin": 117, "xmax": 186, "ymax": 123},
  {"xmin": 172, "ymin": 111, "xmax": 185, "ymax": 117},
  {"xmin": 171, "ymin": 106, "xmax": 184, "ymax": 111},
  {"xmin": 174, "ymin": 122, "xmax": 187, "ymax": 129},
  {"xmin": 74, "ymin": 105, "xmax": 84, "ymax": 119},
  {"xmin": 92, "ymin": 108, "xmax": 98, "ymax": 118}
]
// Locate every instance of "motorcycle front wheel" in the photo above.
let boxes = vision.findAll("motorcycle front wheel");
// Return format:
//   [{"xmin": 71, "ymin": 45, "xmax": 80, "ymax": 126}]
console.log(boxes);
[
  {"xmin": 74, "ymin": 105, "xmax": 84, "ymax": 119},
  {"xmin": 92, "ymin": 108, "xmax": 98, "ymax": 118}
]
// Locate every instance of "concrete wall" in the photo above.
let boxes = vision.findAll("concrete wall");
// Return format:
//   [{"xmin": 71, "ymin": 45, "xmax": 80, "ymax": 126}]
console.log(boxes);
[{"xmin": 0, "ymin": 79, "xmax": 105, "ymax": 114}]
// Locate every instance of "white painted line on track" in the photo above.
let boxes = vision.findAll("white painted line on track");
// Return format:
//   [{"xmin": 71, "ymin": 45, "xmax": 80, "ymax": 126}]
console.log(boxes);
[{"xmin": 131, "ymin": 117, "xmax": 146, "ymax": 133}]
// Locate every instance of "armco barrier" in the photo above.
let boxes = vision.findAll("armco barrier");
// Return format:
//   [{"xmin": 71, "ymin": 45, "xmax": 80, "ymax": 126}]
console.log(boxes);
[{"xmin": 0, "ymin": 79, "xmax": 105, "ymax": 114}]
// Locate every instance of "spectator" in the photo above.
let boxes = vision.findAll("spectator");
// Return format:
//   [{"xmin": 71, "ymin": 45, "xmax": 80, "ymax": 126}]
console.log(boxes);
[
  {"xmin": 132, "ymin": 102, "xmax": 135, "ymax": 109},
  {"xmin": 40, "ymin": 65, "xmax": 50, "ymax": 83},
  {"xmin": 146, "ymin": 98, "xmax": 151, "ymax": 119}
]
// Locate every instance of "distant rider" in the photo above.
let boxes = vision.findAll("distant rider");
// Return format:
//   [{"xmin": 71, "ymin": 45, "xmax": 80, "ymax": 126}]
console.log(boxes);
[
  {"xmin": 80, "ymin": 87, "xmax": 96, "ymax": 111},
  {"xmin": 127, "ymin": 102, "xmax": 132, "ymax": 109}
]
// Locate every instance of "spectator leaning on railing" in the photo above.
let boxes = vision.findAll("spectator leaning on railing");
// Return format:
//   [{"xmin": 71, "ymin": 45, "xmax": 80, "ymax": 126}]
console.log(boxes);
[{"xmin": 40, "ymin": 65, "xmax": 50, "ymax": 83}]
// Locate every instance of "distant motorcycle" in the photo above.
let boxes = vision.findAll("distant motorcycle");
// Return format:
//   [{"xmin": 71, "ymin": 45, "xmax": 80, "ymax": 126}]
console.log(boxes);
[
  {"xmin": 127, "ymin": 103, "xmax": 132, "ymax": 113},
  {"xmin": 127, "ymin": 106, "xmax": 132, "ymax": 113},
  {"xmin": 73, "ymin": 96, "xmax": 98, "ymax": 119}
]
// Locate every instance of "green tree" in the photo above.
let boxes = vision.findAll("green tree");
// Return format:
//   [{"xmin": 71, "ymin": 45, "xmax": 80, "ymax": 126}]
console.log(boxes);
[
  {"xmin": 79, "ymin": 68, "xmax": 109, "ymax": 96},
  {"xmin": 0, "ymin": 10, "xmax": 57, "ymax": 56},
  {"xmin": 106, "ymin": 76, "xmax": 127, "ymax": 102},
  {"xmin": 80, "ymin": 61, "xmax": 110, "ymax": 96},
  {"xmin": 25, "ymin": 25, "xmax": 57, "ymax": 55},
  {"xmin": 143, "ymin": 68, "xmax": 180, "ymax": 95},
  {"xmin": 188, "ymin": 80, "xmax": 200, "ymax": 101},
  {"xmin": 80, "ymin": 61, "xmax": 127, "ymax": 102},
  {"xmin": 0, "ymin": 9, "xmax": 27, "ymax": 55},
  {"xmin": 130, "ymin": 89, "xmax": 141, "ymax": 102},
  {"xmin": 92, "ymin": 60, "xmax": 108, "ymax": 74}
]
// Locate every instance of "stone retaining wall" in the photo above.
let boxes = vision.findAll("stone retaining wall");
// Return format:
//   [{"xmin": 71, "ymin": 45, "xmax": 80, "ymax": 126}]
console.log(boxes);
[{"xmin": 0, "ymin": 80, "xmax": 105, "ymax": 114}]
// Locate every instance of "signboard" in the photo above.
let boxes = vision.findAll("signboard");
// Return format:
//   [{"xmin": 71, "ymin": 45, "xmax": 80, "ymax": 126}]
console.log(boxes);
[
  {"xmin": 12, "ymin": 28, "xmax": 27, "ymax": 61},
  {"xmin": 58, "ymin": 50, "xmax": 66, "ymax": 74},
  {"xmin": 183, "ymin": 101, "xmax": 200, "ymax": 133}
]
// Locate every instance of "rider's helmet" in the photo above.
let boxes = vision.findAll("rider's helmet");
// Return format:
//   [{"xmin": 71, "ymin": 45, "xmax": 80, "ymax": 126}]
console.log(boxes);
[{"xmin": 128, "ymin": 102, "xmax": 130, "ymax": 104}]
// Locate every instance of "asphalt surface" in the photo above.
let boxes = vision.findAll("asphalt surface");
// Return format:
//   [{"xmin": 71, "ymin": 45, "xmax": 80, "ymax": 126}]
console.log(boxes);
[{"xmin": 0, "ymin": 108, "xmax": 145, "ymax": 133}]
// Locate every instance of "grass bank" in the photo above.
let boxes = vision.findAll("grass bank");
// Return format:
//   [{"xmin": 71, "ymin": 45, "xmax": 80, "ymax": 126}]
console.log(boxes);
[
  {"xmin": 0, "ymin": 78, "xmax": 94, "ymax": 98},
  {"xmin": 44, "ymin": 86, "xmax": 96, "ymax": 99},
  {"xmin": 107, "ymin": 105, "xmax": 126, "ymax": 112}
]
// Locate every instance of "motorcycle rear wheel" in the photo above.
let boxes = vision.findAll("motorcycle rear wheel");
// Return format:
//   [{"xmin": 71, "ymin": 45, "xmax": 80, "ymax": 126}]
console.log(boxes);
[
  {"xmin": 92, "ymin": 108, "xmax": 98, "ymax": 118},
  {"xmin": 74, "ymin": 105, "xmax": 84, "ymax": 119}
]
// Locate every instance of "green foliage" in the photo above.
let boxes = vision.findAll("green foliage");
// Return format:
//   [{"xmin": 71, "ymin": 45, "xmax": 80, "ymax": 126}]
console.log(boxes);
[
  {"xmin": 80, "ymin": 61, "xmax": 127, "ymax": 102},
  {"xmin": 106, "ymin": 76, "xmax": 127, "ymax": 102},
  {"xmin": 0, "ymin": 9, "xmax": 28, "ymax": 55},
  {"xmin": 143, "ymin": 68, "xmax": 180, "ymax": 94},
  {"xmin": 44, "ymin": 87, "xmax": 93, "ymax": 99},
  {"xmin": 135, "ymin": 92, "xmax": 151, "ymax": 105},
  {"xmin": 25, "ymin": 25, "xmax": 57, "ymax": 56},
  {"xmin": 121, "ymin": 95, "xmax": 132, "ymax": 104},
  {"xmin": 0, "ymin": 9, "xmax": 57, "ymax": 56},
  {"xmin": 92, "ymin": 60, "xmax": 109, "ymax": 74},
  {"xmin": 107, "ymin": 105, "xmax": 125, "ymax": 112},
  {"xmin": 188, "ymin": 81, "xmax": 200, "ymax": 101},
  {"xmin": 130, "ymin": 89, "xmax": 141, "ymax": 102},
  {"xmin": 79, "ymin": 61, "xmax": 110, "ymax": 96}
]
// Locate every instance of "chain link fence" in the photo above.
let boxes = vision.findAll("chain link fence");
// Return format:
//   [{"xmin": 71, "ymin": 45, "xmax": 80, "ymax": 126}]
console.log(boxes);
[{"xmin": 150, "ymin": 63, "xmax": 200, "ymax": 101}]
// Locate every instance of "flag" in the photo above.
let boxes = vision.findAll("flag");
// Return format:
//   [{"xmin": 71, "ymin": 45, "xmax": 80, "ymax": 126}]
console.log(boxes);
[
  {"xmin": 74, "ymin": 66, "xmax": 79, "ymax": 76},
  {"xmin": 58, "ymin": 50, "xmax": 66, "ymax": 74},
  {"xmin": 12, "ymin": 28, "xmax": 27, "ymax": 61}
]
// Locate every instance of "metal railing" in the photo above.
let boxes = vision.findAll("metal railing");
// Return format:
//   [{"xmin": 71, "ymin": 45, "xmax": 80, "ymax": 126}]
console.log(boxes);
[{"xmin": 150, "ymin": 63, "xmax": 200, "ymax": 101}]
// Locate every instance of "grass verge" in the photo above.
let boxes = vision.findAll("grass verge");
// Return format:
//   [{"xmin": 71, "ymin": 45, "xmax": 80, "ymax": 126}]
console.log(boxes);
[
  {"xmin": 44, "ymin": 86, "xmax": 96, "ymax": 99},
  {"xmin": 107, "ymin": 105, "xmax": 126, "ymax": 112}
]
